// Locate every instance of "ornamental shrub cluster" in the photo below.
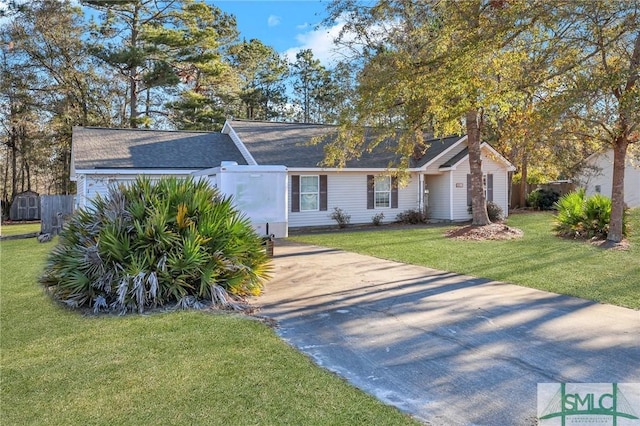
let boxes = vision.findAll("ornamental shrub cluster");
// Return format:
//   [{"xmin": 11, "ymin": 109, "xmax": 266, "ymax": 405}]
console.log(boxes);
[
  {"xmin": 553, "ymin": 189, "xmax": 627, "ymax": 239},
  {"xmin": 486, "ymin": 201, "xmax": 505, "ymax": 222},
  {"xmin": 330, "ymin": 207, "xmax": 351, "ymax": 228},
  {"xmin": 395, "ymin": 209, "xmax": 428, "ymax": 224},
  {"xmin": 527, "ymin": 187, "xmax": 560, "ymax": 210},
  {"xmin": 41, "ymin": 177, "xmax": 271, "ymax": 314}
]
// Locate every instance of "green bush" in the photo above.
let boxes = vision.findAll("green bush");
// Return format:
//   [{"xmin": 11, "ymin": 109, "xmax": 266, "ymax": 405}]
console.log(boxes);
[
  {"xmin": 486, "ymin": 201, "xmax": 505, "ymax": 222},
  {"xmin": 330, "ymin": 207, "xmax": 351, "ymax": 228},
  {"xmin": 41, "ymin": 177, "xmax": 271, "ymax": 314},
  {"xmin": 396, "ymin": 209, "xmax": 428, "ymax": 224},
  {"xmin": 554, "ymin": 189, "xmax": 627, "ymax": 239},
  {"xmin": 371, "ymin": 212, "xmax": 385, "ymax": 226},
  {"xmin": 527, "ymin": 187, "xmax": 560, "ymax": 210}
]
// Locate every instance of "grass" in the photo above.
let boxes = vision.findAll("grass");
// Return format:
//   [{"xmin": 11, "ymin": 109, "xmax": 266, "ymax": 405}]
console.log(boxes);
[
  {"xmin": 290, "ymin": 209, "xmax": 640, "ymax": 309},
  {"xmin": 0, "ymin": 238, "xmax": 419, "ymax": 425},
  {"xmin": 0, "ymin": 222, "xmax": 40, "ymax": 237}
]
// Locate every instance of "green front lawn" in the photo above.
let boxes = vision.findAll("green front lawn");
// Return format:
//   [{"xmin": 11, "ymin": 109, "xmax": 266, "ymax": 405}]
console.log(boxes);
[
  {"xmin": 290, "ymin": 210, "xmax": 640, "ymax": 309},
  {"xmin": 0, "ymin": 238, "xmax": 418, "ymax": 426},
  {"xmin": 0, "ymin": 222, "xmax": 40, "ymax": 237}
]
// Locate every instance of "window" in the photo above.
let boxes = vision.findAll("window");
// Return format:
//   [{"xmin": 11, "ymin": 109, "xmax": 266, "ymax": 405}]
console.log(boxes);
[
  {"xmin": 467, "ymin": 173, "xmax": 493, "ymax": 206},
  {"xmin": 482, "ymin": 174, "xmax": 487, "ymax": 196},
  {"xmin": 300, "ymin": 175, "xmax": 319, "ymax": 211},
  {"xmin": 374, "ymin": 176, "xmax": 391, "ymax": 208},
  {"xmin": 595, "ymin": 185, "xmax": 601, "ymax": 193},
  {"xmin": 291, "ymin": 175, "xmax": 327, "ymax": 212},
  {"xmin": 367, "ymin": 175, "xmax": 398, "ymax": 209}
]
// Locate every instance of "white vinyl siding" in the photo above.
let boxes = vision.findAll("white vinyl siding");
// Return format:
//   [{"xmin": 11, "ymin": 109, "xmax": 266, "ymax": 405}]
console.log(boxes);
[
  {"xmin": 76, "ymin": 174, "xmax": 87, "ymax": 208},
  {"xmin": 288, "ymin": 171, "xmax": 420, "ymax": 228},
  {"xmin": 80, "ymin": 173, "xmax": 189, "ymax": 208},
  {"xmin": 424, "ymin": 173, "xmax": 451, "ymax": 220},
  {"xmin": 85, "ymin": 176, "xmax": 112, "ymax": 204},
  {"xmin": 451, "ymin": 152, "xmax": 509, "ymax": 221},
  {"xmin": 581, "ymin": 150, "xmax": 640, "ymax": 208}
]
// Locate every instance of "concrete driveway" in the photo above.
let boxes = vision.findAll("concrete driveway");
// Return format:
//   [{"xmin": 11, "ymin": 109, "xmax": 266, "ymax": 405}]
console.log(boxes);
[{"xmin": 254, "ymin": 241, "xmax": 640, "ymax": 425}]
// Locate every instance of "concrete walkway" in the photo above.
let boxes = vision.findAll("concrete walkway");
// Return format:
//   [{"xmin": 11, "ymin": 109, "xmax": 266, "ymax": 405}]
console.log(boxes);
[{"xmin": 254, "ymin": 241, "xmax": 640, "ymax": 425}]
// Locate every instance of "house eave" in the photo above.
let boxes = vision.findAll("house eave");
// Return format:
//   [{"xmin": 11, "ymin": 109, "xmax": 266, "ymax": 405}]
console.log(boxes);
[
  {"xmin": 418, "ymin": 135, "xmax": 467, "ymax": 170},
  {"xmin": 287, "ymin": 167, "xmax": 422, "ymax": 173},
  {"xmin": 482, "ymin": 142, "xmax": 516, "ymax": 170},
  {"xmin": 438, "ymin": 142, "xmax": 516, "ymax": 171},
  {"xmin": 74, "ymin": 168, "xmax": 199, "ymax": 176}
]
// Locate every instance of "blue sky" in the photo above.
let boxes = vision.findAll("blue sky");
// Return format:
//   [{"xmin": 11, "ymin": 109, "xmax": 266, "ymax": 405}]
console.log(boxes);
[
  {"xmin": 0, "ymin": 0, "xmax": 348, "ymax": 66},
  {"xmin": 213, "ymin": 0, "xmax": 343, "ymax": 65}
]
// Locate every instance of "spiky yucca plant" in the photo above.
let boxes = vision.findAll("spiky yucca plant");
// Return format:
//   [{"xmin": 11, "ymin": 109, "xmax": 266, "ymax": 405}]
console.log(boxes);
[
  {"xmin": 554, "ymin": 189, "xmax": 628, "ymax": 239},
  {"xmin": 41, "ymin": 177, "xmax": 271, "ymax": 314}
]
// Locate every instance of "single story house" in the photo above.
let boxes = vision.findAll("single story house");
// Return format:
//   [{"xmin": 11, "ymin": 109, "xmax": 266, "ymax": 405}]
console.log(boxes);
[
  {"xmin": 577, "ymin": 149, "xmax": 640, "ymax": 208},
  {"xmin": 71, "ymin": 120, "xmax": 516, "ymax": 235}
]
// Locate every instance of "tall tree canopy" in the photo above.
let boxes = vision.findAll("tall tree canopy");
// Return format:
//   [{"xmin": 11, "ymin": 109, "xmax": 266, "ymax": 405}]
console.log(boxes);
[
  {"xmin": 229, "ymin": 39, "xmax": 289, "ymax": 121},
  {"xmin": 85, "ymin": 0, "xmax": 238, "ymax": 130},
  {"xmin": 325, "ymin": 0, "xmax": 541, "ymax": 224},
  {"xmin": 1, "ymin": 0, "xmax": 115, "ymax": 204},
  {"xmin": 551, "ymin": 1, "xmax": 639, "ymax": 243},
  {"xmin": 324, "ymin": 0, "xmax": 638, "ymax": 233}
]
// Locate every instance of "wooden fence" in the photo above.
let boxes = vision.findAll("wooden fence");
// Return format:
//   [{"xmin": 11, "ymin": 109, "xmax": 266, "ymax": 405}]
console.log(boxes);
[
  {"xmin": 511, "ymin": 182, "xmax": 575, "ymax": 208},
  {"xmin": 40, "ymin": 195, "xmax": 75, "ymax": 235}
]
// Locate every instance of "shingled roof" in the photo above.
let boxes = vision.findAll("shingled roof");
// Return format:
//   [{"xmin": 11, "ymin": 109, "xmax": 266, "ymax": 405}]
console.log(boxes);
[
  {"xmin": 227, "ymin": 120, "xmax": 464, "ymax": 169},
  {"xmin": 72, "ymin": 127, "xmax": 247, "ymax": 170}
]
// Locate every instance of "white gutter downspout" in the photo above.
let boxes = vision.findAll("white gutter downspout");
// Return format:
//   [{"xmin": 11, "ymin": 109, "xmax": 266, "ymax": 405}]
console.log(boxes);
[
  {"xmin": 449, "ymin": 172, "xmax": 454, "ymax": 220},
  {"xmin": 418, "ymin": 173, "xmax": 424, "ymax": 212}
]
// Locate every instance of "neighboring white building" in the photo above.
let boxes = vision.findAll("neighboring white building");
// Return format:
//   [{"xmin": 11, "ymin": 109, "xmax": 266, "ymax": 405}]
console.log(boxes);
[
  {"xmin": 71, "ymin": 120, "xmax": 516, "ymax": 234},
  {"xmin": 578, "ymin": 149, "xmax": 640, "ymax": 208}
]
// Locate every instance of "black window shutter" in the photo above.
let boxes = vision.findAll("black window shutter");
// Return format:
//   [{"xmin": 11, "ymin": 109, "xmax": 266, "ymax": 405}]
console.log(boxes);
[
  {"xmin": 291, "ymin": 175, "xmax": 300, "ymax": 212},
  {"xmin": 367, "ymin": 175, "xmax": 374, "ymax": 209},
  {"xmin": 466, "ymin": 174, "xmax": 472, "ymax": 206},
  {"xmin": 391, "ymin": 176, "xmax": 398, "ymax": 208},
  {"xmin": 487, "ymin": 174, "xmax": 493, "ymax": 202},
  {"xmin": 319, "ymin": 175, "xmax": 328, "ymax": 211}
]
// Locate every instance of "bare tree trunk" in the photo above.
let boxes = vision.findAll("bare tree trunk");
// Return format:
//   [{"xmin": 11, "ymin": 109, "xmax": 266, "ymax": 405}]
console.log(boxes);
[
  {"xmin": 23, "ymin": 160, "xmax": 31, "ymax": 192},
  {"xmin": 519, "ymin": 151, "xmax": 528, "ymax": 208},
  {"xmin": 466, "ymin": 108, "xmax": 490, "ymax": 225},
  {"xmin": 10, "ymin": 128, "xmax": 18, "ymax": 201},
  {"xmin": 2, "ymin": 146, "xmax": 9, "ymax": 204},
  {"xmin": 607, "ymin": 136, "xmax": 628, "ymax": 243},
  {"xmin": 129, "ymin": 4, "xmax": 140, "ymax": 128},
  {"xmin": 61, "ymin": 139, "xmax": 71, "ymax": 195},
  {"xmin": 606, "ymin": 33, "xmax": 639, "ymax": 243}
]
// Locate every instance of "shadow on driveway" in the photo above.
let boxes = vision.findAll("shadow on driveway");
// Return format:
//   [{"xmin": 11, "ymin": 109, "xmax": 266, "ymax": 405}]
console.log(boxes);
[{"xmin": 254, "ymin": 241, "xmax": 640, "ymax": 425}]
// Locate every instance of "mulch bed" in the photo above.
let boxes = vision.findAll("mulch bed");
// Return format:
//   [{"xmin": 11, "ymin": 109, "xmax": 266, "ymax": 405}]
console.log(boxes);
[
  {"xmin": 445, "ymin": 223, "xmax": 524, "ymax": 241},
  {"xmin": 588, "ymin": 238, "xmax": 630, "ymax": 251}
]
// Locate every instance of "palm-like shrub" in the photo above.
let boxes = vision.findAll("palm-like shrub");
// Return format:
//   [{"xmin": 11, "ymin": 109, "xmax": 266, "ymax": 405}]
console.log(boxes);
[
  {"xmin": 41, "ymin": 177, "xmax": 271, "ymax": 314},
  {"xmin": 554, "ymin": 189, "xmax": 627, "ymax": 239}
]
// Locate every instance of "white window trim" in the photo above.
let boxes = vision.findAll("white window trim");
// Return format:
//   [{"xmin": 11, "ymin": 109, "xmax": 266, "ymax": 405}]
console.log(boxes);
[
  {"xmin": 300, "ymin": 175, "xmax": 320, "ymax": 212},
  {"xmin": 374, "ymin": 176, "xmax": 392, "ymax": 209}
]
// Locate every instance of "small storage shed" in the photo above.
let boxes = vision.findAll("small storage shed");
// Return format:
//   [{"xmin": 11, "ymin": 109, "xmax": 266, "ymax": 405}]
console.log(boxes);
[{"xmin": 9, "ymin": 191, "xmax": 40, "ymax": 221}]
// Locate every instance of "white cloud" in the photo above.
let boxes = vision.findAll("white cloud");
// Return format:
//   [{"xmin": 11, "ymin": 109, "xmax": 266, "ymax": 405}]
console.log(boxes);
[
  {"xmin": 284, "ymin": 16, "xmax": 354, "ymax": 67},
  {"xmin": 267, "ymin": 15, "xmax": 281, "ymax": 27}
]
